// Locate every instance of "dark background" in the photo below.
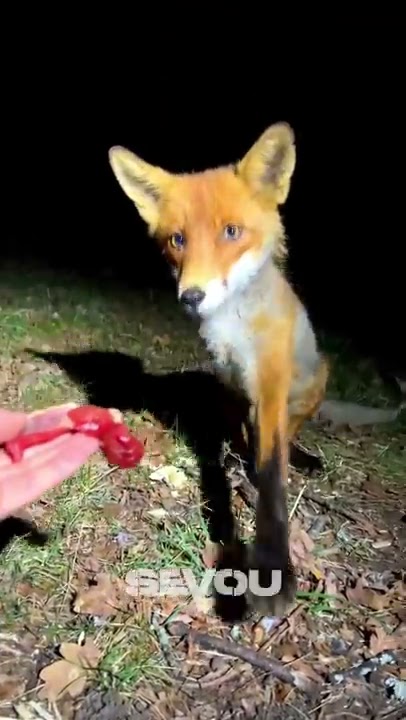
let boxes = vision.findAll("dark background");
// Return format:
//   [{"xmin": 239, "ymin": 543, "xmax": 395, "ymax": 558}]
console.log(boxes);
[{"xmin": 2, "ymin": 23, "xmax": 404, "ymax": 374}]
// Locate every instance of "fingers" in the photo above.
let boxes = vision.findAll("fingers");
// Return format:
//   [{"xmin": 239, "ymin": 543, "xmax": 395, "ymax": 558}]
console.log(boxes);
[
  {"xmin": 0, "ymin": 433, "xmax": 99, "ymax": 520},
  {"xmin": 0, "ymin": 403, "xmax": 81, "ymax": 469},
  {"xmin": 25, "ymin": 403, "xmax": 79, "ymax": 432},
  {"xmin": 0, "ymin": 403, "xmax": 79, "ymax": 444},
  {"xmin": 0, "ymin": 410, "xmax": 28, "ymax": 442},
  {"xmin": 28, "ymin": 403, "xmax": 78, "ymax": 417},
  {"xmin": 0, "ymin": 432, "xmax": 72, "ymax": 469},
  {"xmin": 1, "ymin": 432, "xmax": 99, "ymax": 475}
]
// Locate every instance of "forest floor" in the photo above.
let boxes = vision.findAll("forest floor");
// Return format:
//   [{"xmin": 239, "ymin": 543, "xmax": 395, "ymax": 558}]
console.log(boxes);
[{"xmin": 0, "ymin": 262, "xmax": 405, "ymax": 720}]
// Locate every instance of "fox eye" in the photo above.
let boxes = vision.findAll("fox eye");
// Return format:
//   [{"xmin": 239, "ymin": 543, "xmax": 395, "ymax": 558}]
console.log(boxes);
[
  {"xmin": 223, "ymin": 224, "xmax": 242, "ymax": 241},
  {"xmin": 168, "ymin": 232, "xmax": 185, "ymax": 250}
]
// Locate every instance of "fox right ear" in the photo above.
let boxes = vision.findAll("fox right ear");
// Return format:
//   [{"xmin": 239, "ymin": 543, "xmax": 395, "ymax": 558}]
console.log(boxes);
[
  {"xmin": 108, "ymin": 147, "xmax": 172, "ymax": 232},
  {"xmin": 236, "ymin": 122, "xmax": 296, "ymax": 205}
]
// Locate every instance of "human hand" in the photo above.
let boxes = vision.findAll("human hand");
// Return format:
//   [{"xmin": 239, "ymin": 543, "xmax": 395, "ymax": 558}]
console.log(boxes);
[{"xmin": 0, "ymin": 404, "xmax": 100, "ymax": 520}]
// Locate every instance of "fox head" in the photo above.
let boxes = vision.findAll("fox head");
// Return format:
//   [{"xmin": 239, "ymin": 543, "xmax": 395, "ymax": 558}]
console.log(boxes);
[{"xmin": 108, "ymin": 122, "xmax": 296, "ymax": 319}]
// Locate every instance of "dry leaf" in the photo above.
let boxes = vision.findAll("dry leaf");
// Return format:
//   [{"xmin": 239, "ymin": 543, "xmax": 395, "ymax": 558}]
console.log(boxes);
[
  {"xmin": 38, "ymin": 639, "xmax": 101, "ymax": 702},
  {"xmin": 147, "ymin": 508, "xmax": 169, "ymax": 520},
  {"xmin": 0, "ymin": 672, "xmax": 26, "ymax": 701},
  {"xmin": 102, "ymin": 502, "xmax": 122, "ymax": 519},
  {"xmin": 152, "ymin": 334, "xmax": 171, "ymax": 347},
  {"xmin": 346, "ymin": 577, "xmax": 391, "ymax": 611},
  {"xmin": 194, "ymin": 596, "xmax": 213, "ymax": 615},
  {"xmin": 202, "ymin": 540, "xmax": 219, "ymax": 568},
  {"xmin": 149, "ymin": 464, "xmax": 188, "ymax": 492},
  {"xmin": 60, "ymin": 639, "xmax": 100, "ymax": 668},
  {"xmin": 13, "ymin": 701, "xmax": 57, "ymax": 719},
  {"xmin": 367, "ymin": 620, "xmax": 406, "ymax": 654},
  {"xmin": 137, "ymin": 424, "xmax": 173, "ymax": 468},
  {"xmin": 372, "ymin": 538, "xmax": 392, "ymax": 549},
  {"xmin": 171, "ymin": 613, "xmax": 194, "ymax": 625},
  {"xmin": 392, "ymin": 579, "xmax": 406, "ymax": 597},
  {"xmin": 279, "ymin": 641, "xmax": 300, "ymax": 663},
  {"xmin": 274, "ymin": 681, "xmax": 293, "ymax": 703},
  {"xmin": 73, "ymin": 573, "xmax": 121, "ymax": 617},
  {"xmin": 292, "ymin": 659, "xmax": 324, "ymax": 685},
  {"xmin": 315, "ymin": 640, "xmax": 337, "ymax": 663},
  {"xmin": 360, "ymin": 477, "xmax": 390, "ymax": 498},
  {"xmin": 290, "ymin": 518, "xmax": 314, "ymax": 553},
  {"xmin": 91, "ymin": 540, "xmax": 119, "ymax": 564},
  {"xmin": 182, "ymin": 596, "xmax": 214, "ymax": 619},
  {"xmin": 252, "ymin": 624, "xmax": 266, "ymax": 646},
  {"xmin": 289, "ymin": 518, "xmax": 324, "ymax": 579},
  {"xmin": 324, "ymin": 571, "xmax": 340, "ymax": 596},
  {"xmin": 81, "ymin": 557, "xmax": 101, "ymax": 574},
  {"xmin": 16, "ymin": 582, "xmax": 49, "ymax": 603},
  {"xmin": 340, "ymin": 625, "xmax": 356, "ymax": 643}
]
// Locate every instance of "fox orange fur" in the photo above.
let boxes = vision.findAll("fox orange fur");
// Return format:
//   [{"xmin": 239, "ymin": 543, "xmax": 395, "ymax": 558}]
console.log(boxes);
[{"xmin": 107, "ymin": 123, "xmax": 331, "ymax": 618}]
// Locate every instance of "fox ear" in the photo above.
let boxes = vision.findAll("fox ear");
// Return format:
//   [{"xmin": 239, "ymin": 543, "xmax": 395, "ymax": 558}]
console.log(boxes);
[
  {"xmin": 108, "ymin": 146, "xmax": 172, "ymax": 231},
  {"xmin": 236, "ymin": 122, "xmax": 296, "ymax": 205}
]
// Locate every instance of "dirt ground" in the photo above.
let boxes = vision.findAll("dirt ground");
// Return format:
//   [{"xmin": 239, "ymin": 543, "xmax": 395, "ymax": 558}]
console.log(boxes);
[{"xmin": 0, "ymin": 264, "xmax": 405, "ymax": 719}]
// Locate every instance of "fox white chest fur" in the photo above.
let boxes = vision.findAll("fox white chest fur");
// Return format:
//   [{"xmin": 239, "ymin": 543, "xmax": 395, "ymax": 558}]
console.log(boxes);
[{"xmin": 199, "ymin": 255, "xmax": 322, "ymax": 410}]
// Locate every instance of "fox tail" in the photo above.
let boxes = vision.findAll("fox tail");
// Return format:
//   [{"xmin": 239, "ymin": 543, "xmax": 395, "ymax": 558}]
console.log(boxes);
[{"xmin": 312, "ymin": 377, "xmax": 406, "ymax": 429}]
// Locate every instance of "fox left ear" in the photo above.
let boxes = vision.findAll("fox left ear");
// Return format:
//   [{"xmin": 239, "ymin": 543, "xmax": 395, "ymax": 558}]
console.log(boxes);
[
  {"xmin": 108, "ymin": 146, "xmax": 172, "ymax": 232},
  {"xmin": 236, "ymin": 122, "xmax": 296, "ymax": 205}
]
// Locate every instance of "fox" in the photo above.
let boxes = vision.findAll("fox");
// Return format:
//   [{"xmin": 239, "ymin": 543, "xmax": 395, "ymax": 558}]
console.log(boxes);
[{"xmin": 108, "ymin": 123, "xmax": 405, "ymax": 619}]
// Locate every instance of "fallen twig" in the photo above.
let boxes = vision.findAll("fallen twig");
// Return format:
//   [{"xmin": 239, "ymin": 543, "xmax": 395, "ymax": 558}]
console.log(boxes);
[
  {"xmin": 377, "ymin": 706, "xmax": 406, "ymax": 720},
  {"xmin": 180, "ymin": 666, "xmax": 241, "ymax": 690},
  {"xmin": 151, "ymin": 612, "xmax": 177, "ymax": 669},
  {"xmin": 289, "ymin": 484, "xmax": 308, "ymax": 521},
  {"xmin": 231, "ymin": 472, "xmax": 256, "ymax": 509},
  {"xmin": 183, "ymin": 626, "xmax": 317, "ymax": 692},
  {"xmin": 188, "ymin": 628, "xmax": 294, "ymax": 681},
  {"xmin": 303, "ymin": 490, "xmax": 369, "ymax": 526},
  {"xmin": 156, "ymin": 618, "xmax": 241, "ymax": 690},
  {"xmin": 233, "ymin": 470, "xmax": 369, "ymax": 529}
]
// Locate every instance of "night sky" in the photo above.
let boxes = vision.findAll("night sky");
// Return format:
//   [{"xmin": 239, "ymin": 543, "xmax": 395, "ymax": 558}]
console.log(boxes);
[{"xmin": 3, "ymin": 28, "xmax": 404, "ymax": 374}]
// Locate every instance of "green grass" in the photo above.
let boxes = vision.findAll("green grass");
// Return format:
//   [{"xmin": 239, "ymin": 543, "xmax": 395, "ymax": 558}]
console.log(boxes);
[
  {"xmin": 296, "ymin": 590, "xmax": 339, "ymax": 616},
  {"xmin": 298, "ymin": 332, "xmax": 406, "ymax": 488},
  {"xmin": 0, "ymin": 263, "xmax": 210, "ymax": 697},
  {"xmin": 0, "ymin": 261, "xmax": 404, "ymax": 704},
  {"xmin": 320, "ymin": 331, "xmax": 405, "ymax": 412}
]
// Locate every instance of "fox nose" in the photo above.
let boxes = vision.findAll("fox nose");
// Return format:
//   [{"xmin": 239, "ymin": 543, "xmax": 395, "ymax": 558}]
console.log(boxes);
[{"xmin": 179, "ymin": 287, "xmax": 206, "ymax": 312}]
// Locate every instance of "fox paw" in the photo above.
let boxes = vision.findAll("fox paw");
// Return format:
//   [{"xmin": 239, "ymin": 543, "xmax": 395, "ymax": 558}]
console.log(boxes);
[
  {"xmin": 212, "ymin": 541, "xmax": 296, "ymax": 623},
  {"xmin": 245, "ymin": 547, "xmax": 297, "ymax": 618},
  {"xmin": 212, "ymin": 540, "xmax": 251, "ymax": 623}
]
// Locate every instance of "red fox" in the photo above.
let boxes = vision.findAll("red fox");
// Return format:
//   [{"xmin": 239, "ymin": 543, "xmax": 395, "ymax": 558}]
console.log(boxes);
[{"xmin": 108, "ymin": 123, "xmax": 404, "ymax": 619}]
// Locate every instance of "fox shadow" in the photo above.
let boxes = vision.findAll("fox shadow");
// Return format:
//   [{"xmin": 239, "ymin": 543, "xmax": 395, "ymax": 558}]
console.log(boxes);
[
  {"xmin": 30, "ymin": 349, "xmax": 246, "ymax": 547},
  {"xmin": 26, "ymin": 348, "xmax": 320, "ymax": 621},
  {"xmin": 0, "ymin": 516, "xmax": 48, "ymax": 554}
]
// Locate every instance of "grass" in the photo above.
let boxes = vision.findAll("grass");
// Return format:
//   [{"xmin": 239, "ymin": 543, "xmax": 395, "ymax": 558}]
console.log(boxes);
[
  {"xmin": 295, "ymin": 590, "xmax": 338, "ymax": 617},
  {"xmin": 300, "ymin": 332, "xmax": 406, "ymax": 488},
  {"xmin": 0, "ymin": 262, "xmax": 211, "ymax": 696},
  {"xmin": 0, "ymin": 261, "xmax": 405, "ymax": 707}
]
